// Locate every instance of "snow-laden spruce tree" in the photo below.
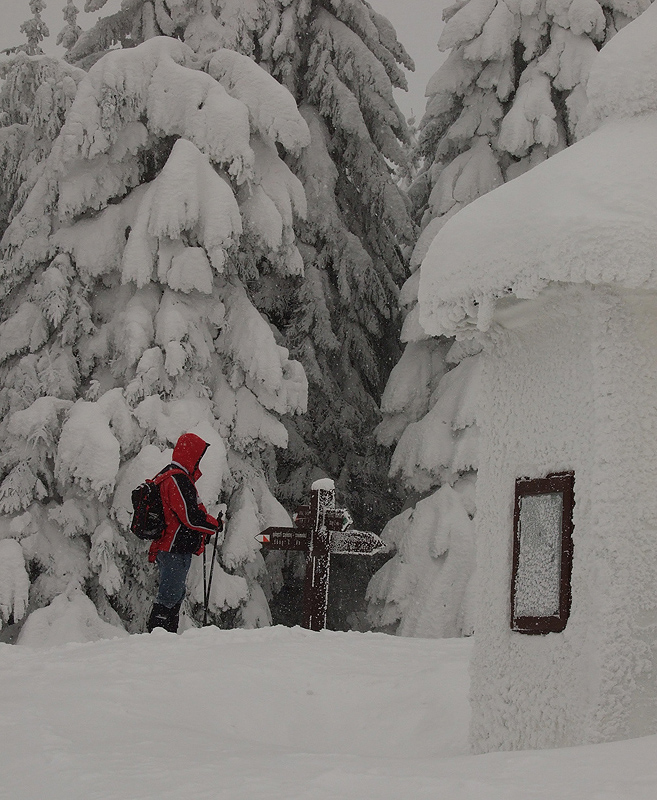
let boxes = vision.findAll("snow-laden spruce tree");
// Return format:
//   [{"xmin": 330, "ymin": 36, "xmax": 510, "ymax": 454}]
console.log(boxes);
[
  {"xmin": 368, "ymin": 0, "xmax": 651, "ymax": 637},
  {"xmin": 65, "ymin": 0, "xmax": 415, "ymax": 534},
  {"xmin": 0, "ymin": 35, "xmax": 311, "ymax": 636},
  {"xmin": 64, "ymin": 0, "xmax": 415, "ymax": 628}
]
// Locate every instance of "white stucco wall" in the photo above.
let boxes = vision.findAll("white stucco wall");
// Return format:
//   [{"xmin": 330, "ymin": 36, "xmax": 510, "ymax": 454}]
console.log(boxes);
[{"xmin": 470, "ymin": 285, "xmax": 657, "ymax": 753}]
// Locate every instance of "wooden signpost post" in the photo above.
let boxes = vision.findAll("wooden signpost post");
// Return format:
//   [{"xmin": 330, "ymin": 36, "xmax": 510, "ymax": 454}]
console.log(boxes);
[{"xmin": 256, "ymin": 479, "xmax": 386, "ymax": 631}]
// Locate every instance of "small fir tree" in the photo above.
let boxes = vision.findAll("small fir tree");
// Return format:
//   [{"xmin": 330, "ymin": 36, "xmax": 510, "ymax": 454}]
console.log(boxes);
[{"xmin": 0, "ymin": 36, "xmax": 310, "ymax": 634}]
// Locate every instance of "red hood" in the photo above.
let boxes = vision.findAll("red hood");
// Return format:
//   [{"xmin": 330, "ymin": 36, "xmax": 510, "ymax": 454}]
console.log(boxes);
[{"xmin": 172, "ymin": 433, "xmax": 209, "ymax": 482}]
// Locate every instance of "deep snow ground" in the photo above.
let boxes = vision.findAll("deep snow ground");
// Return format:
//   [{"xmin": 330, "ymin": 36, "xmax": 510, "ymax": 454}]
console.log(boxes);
[{"xmin": 1, "ymin": 626, "xmax": 657, "ymax": 799}]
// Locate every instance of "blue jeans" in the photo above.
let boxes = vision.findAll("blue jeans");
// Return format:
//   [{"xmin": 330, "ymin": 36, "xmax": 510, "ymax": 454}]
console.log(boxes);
[{"xmin": 156, "ymin": 551, "xmax": 192, "ymax": 608}]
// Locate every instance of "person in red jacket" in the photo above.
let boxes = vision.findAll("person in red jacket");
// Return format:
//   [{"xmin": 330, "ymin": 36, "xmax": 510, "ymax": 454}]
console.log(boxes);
[{"xmin": 147, "ymin": 432, "xmax": 223, "ymax": 633}]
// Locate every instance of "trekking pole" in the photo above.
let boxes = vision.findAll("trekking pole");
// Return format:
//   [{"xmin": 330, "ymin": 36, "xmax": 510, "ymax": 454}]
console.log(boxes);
[
  {"xmin": 202, "ymin": 547, "xmax": 208, "ymax": 625},
  {"xmin": 203, "ymin": 527, "xmax": 221, "ymax": 627}
]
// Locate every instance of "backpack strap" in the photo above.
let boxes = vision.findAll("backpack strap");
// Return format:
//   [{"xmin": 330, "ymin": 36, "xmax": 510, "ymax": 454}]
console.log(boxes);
[{"xmin": 152, "ymin": 467, "xmax": 186, "ymax": 486}]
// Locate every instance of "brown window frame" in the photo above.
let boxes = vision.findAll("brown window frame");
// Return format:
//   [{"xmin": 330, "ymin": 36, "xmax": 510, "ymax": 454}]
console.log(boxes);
[{"xmin": 511, "ymin": 472, "xmax": 575, "ymax": 635}]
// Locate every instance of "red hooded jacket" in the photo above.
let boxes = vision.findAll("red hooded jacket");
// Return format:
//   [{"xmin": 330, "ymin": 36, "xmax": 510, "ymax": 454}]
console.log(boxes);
[{"xmin": 148, "ymin": 433, "xmax": 220, "ymax": 563}]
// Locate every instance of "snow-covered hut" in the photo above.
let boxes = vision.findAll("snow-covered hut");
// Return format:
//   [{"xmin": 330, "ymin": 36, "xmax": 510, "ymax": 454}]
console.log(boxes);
[{"xmin": 419, "ymin": 7, "xmax": 657, "ymax": 753}]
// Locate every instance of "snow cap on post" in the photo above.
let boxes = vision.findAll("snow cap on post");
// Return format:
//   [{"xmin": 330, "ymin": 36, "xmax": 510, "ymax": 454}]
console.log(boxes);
[{"xmin": 312, "ymin": 478, "xmax": 335, "ymax": 492}]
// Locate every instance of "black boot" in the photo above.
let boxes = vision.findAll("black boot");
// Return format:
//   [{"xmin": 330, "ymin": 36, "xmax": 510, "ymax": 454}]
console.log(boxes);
[
  {"xmin": 163, "ymin": 599, "xmax": 182, "ymax": 633},
  {"xmin": 147, "ymin": 603, "xmax": 172, "ymax": 632}
]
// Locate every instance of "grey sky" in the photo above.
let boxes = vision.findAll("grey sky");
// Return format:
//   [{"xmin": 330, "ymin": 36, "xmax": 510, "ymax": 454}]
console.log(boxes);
[{"xmin": 0, "ymin": 0, "xmax": 451, "ymax": 118}]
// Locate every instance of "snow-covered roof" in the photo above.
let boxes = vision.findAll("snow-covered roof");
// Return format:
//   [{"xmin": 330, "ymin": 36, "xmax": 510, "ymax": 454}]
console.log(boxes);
[{"xmin": 419, "ymin": 4, "xmax": 657, "ymax": 337}]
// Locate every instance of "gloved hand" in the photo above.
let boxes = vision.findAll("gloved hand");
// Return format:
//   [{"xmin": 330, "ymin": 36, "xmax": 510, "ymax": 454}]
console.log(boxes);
[{"xmin": 216, "ymin": 503, "xmax": 227, "ymax": 533}]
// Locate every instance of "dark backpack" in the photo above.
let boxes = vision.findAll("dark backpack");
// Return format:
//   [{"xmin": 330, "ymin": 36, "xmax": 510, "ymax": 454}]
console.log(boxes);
[{"xmin": 130, "ymin": 478, "xmax": 166, "ymax": 540}]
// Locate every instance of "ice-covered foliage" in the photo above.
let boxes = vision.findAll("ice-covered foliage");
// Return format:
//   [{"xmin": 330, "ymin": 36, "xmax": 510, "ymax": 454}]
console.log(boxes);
[
  {"xmin": 388, "ymin": 356, "xmax": 481, "ymax": 494},
  {"xmin": 18, "ymin": 0, "xmax": 51, "ymax": 56},
  {"xmin": 208, "ymin": 48, "xmax": 311, "ymax": 156},
  {"xmin": 367, "ymin": 484, "xmax": 475, "ymax": 637},
  {"xmin": 0, "ymin": 35, "xmax": 310, "ymax": 637},
  {"xmin": 368, "ymin": 0, "xmax": 653, "ymax": 637},
  {"xmin": 0, "ymin": 53, "xmax": 86, "ymax": 238},
  {"xmin": 368, "ymin": 346, "xmax": 480, "ymax": 636},
  {"xmin": 57, "ymin": 1, "xmax": 83, "ymax": 52},
  {"xmin": 67, "ymin": 0, "xmax": 416, "ymax": 572}
]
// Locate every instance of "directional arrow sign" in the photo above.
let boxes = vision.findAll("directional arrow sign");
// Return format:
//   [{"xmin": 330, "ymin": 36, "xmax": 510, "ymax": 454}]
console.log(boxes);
[
  {"xmin": 256, "ymin": 527, "xmax": 309, "ymax": 551},
  {"xmin": 256, "ymin": 480, "xmax": 385, "ymax": 631},
  {"xmin": 329, "ymin": 530, "xmax": 386, "ymax": 555}
]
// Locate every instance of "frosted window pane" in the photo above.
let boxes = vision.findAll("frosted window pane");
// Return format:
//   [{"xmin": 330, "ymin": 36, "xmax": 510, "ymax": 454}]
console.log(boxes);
[{"xmin": 514, "ymin": 492, "xmax": 563, "ymax": 617}]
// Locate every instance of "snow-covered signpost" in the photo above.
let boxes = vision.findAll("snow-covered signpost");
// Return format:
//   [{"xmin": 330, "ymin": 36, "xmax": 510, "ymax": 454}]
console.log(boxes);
[{"xmin": 257, "ymin": 479, "xmax": 385, "ymax": 631}]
